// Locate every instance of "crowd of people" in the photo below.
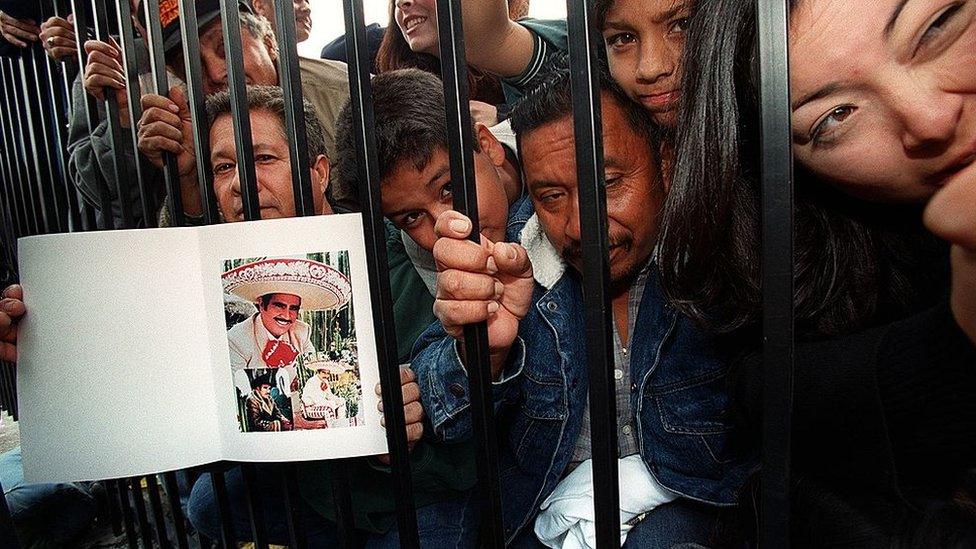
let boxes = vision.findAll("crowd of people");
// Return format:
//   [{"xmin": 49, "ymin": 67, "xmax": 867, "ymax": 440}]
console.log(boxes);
[{"xmin": 0, "ymin": 0, "xmax": 975, "ymax": 547}]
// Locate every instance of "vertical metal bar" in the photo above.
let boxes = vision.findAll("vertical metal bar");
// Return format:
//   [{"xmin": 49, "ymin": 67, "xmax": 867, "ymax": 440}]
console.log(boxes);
[
  {"xmin": 162, "ymin": 472, "xmax": 191, "ymax": 549},
  {"xmin": 756, "ymin": 0, "xmax": 794, "ymax": 546},
  {"xmin": 90, "ymin": 0, "xmax": 135, "ymax": 229},
  {"xmin": 330, "ymin": 459, "xmax": 357, "ymax": 549},
  {"xmin": 433, "ymin": 0, "xmax": 505, "ymax": 546},
  {"xmin": 341, "ymin": 1, "xmax": 419, "ymax": 547},
  {"xmin": 116, "ymin": 0, "xmax": 157, "ymax": 227},
  {"xmin": 70, "ymin": 0, "xmax": 114, "ymax": 229},
  {"xmin": 116, "ymin": 478, "xmax": 138, "ymax": 546},
  {"xmin": 0, "ymin": 62, "xmax": 32, "ymax": 238},
  {"xmin": 0, "ymin": 79, "xmax": 25, "ymax": 240},
  {"xmin": 145, "ymin": 475, "xmax": 172, "ymax": 548},
  {"xmin": 240, "ymin": 463, "xmax": 269, "ymax": 549},
  {"xmin": 37, "ymin": 0, "xmax": 79, "ymax": 232},
  {"xmin": 130, "ymin": 477, "xmax": 155, "ymax": 549},
  {"xmin": 23, "ymin": 45, "xmax": 63, "ymax": 233},
  {"xmin": 272, "ymin": 0, "xmax": 313, "ymax": 216},
  {"xmin": 211, "ymin": 468, "xmax": 239, "ymax": 549},
  {"xmin": 177, "ymin": 0, "xmax": 218, "ymax": 224},
  {"xmin": 143, "ymin": 0, "xmax": 185, "ymax": 226},
  {"xmin": 283, "ymin": 465, "xmax": 309, "ymax": 549},
  {"xmin": 218, "ymin": 0, "xmax": 260, "ymax": 221},
  {"xmin": 565, "ymin": 0, "xmax": 620, "ymax": 547},
  {"xmin": 104, "ymin": 477, "xmax": 123, "ymax": 535},
  {"xmin": 3, "ymin": 59, "xmax": 41, "ymax": 236},
  {"xmin": 52, "ymin": 0, "xmax": 78, "ymax": 120}
]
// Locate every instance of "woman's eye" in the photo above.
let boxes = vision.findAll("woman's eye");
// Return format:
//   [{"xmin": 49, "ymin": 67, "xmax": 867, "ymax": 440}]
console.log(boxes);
[
  {"xmin": 605, "ymin": 32, "xmax": 637, "ymax": 49},
  {"xmin": 917, "ymin": 3, "xmax": 963, "ymax": 50},
  {"xmin": 670, "ymin": 17, "xmax": 691, "ymax": 34},
  {"xmin": 810, "ymin": 105, "xmax": 856, "ymax": 146}
]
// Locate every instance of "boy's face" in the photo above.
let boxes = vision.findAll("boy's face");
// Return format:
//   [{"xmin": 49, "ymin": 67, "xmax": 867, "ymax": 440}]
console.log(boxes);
[{"xmin": 380, "ymin": 136, "xmax": 510, "ymax": 252}]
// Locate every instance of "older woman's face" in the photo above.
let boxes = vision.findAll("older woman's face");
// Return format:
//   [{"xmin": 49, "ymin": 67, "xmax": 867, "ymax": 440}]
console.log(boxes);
[{"xmin": 789, "ymin": 0, "xmax": 976, "ymax": 203}]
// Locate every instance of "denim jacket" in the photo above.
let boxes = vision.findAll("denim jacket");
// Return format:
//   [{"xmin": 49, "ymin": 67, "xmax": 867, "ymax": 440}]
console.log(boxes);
[{"xmin": 411, "ymin": 198, "xmax": 757, "ymax": 542}]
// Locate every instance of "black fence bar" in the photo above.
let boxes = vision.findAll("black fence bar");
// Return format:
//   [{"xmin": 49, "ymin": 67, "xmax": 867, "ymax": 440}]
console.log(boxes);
[
  {"xmin": 90, "ymin": 0, "xmax": 135, "ymax": 229},
  {"xmin": 329, "ymin": 458, "xmax": 357, "ymax": 549},
  {"xmin": 565, "ymin": 0, "xmax": 620, "ymax": 547},
  {"xmin": 70, "ymin": 0, "xmax": 114, "ymax": 229},
  {"xmin": 218, "ymin": 0, "xmax": 261, "ymax": 221},
  {"xmin": 22, "ymin": 46, "xmax": 64, "ymax": 233},
  {"xmin": 116, "ymin": 478, "xmax": 138, "ymax": 545},
  {"xmin": 271, "ymin": 0, "xmax": 313, "ymax": 216},
  {"xmin": 52, "ymin": 0, "xmax": 78, "ymax": 120},
  {"xmin": 433, "ymin": 0, "xmax": 505, "ymax": 546},
  {"xmin": 143, "ymin": 0, "xmax": 185, "ymax": 226},
  {"xmin": 2, "ymin": 59, "xmax": 42, "ymax": 236},
  {"xmin": 6, "ymin": 59, "xmax": 45, "ymax": 237},
  {"xmin": 37, "ymin": 0, "xmax": 79, "ymax": 232},
  {"xmin": 0, "ymin": 79, "xmax": 25, "ymax": 240},
  {"xmin": 210, "ymin": 467, "xmax": 238, "ymax": 549},
  {"xmin": 283, "ymin": 465, "xmax": 309, "ymax": 549},
  {"xmin": 240, "ymin": 463, "xmax": 269, "ymax": 549},
  {"xmin": 144, "ymin": 474, "xmax": 171, "ymax": 548},
  {"xmin": 130, "ymin": 477, "xmax": 155, "ymax": 549},
  {"xmin": 177, "ymin": 0, "xmax": 219, "ymax": 225},
  {"xmin": 105, "ymin": 477, "xmax": 123, "ymax": 535},
  {"xmin": 756, "ymin": 0, "xmax": 794, "ymax": 546},
  {"xmin": 115, "ymin": 0, "xmax": 156, "ymax": 227},
  {"xmin": 162, "ymin": 471, "xmax": 191, "ymax": 549},
  {"xmin": 11, "ymin": 55, "xmax": 52, "ymax": 235},
  {"xmin": 341, "ymin": 1, "xmax": 420, "ymax": 547}
]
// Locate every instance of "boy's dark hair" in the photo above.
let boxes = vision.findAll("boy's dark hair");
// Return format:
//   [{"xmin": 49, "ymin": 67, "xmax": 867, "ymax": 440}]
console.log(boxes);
[
  {"xmin": 205, "ymin": 85, "xmax": 327, "ymax": 165},
  {"xmin": 508, "ymin": 57, "xmax": 659, "ymax": 149},
  {"xmin": 331, "ymin": 68, "xmax": 480, "ymax": 212}
]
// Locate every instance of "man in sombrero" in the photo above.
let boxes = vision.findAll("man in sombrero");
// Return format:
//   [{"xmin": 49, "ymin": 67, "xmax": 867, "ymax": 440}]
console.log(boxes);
[{"xmin": 222, "ymin": 257, "xmax": 352, "ymax": 397}]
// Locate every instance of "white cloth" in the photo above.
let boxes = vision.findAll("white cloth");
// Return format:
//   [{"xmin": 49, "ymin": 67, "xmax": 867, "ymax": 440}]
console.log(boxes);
[
  {"xmin": 534, "ymin": 455, "xmax": 678, "ymax": 549},
  {"xmin": 300, "ymin": 376, "xmax": 347, "ymax": 419}
]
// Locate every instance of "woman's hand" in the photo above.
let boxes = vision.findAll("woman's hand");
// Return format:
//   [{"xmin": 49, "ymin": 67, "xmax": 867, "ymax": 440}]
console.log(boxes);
[
  {"xmin": 924, "ymin": 163, "xmax": 976, "ymax": 344},
  {"xmin": 0, "ymin": 284, "xmax": 25, "ymax": 363}
]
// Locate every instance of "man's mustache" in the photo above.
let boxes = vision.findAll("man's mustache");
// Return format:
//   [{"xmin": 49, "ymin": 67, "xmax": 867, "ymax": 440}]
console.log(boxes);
[{"xmin": 561, "ymin": 234, "xmax": 632, "ymax": 263}]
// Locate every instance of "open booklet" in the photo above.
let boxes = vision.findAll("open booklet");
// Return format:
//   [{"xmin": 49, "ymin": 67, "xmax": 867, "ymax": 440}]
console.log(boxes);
[{"xmin": 15, "ymin": 214, "xmax": 388, "ymax": 483}]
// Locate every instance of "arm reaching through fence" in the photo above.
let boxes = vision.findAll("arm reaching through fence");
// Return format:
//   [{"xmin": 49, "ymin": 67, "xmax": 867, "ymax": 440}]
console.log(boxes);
[
  {"xmin": 39, "ymin": 15, "xmax": 76, "ymax": 62},
  {"xmin": 0, "ymin": 284, "xmax": 24, "ymax": 363},
  {"xmin": 83, "ymin": 38, "xmax": 131, "ymax": 127},
  {"xmin": 137, "ymin": 87, "xmax": 203, "ymax": 217}
]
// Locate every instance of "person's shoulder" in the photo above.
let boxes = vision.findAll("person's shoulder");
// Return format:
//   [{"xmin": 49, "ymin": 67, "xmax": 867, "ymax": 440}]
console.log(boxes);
[
  {"xmin": 300, "ymin": 56, "xmax": 350, "ymax": 85},
  {"xmin": 514, "ymin": 17, "xmax": 569, "ymax": 47}
]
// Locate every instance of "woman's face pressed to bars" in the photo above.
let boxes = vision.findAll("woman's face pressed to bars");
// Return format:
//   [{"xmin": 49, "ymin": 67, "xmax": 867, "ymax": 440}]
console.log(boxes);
[
  {"xmin": 789, "ymin": 0, "xmax": 976, "ymax": 202},
  {"xmin": 394, "ymin": 0, "xmax": 440, "ymax": 57},
  {"xmin": 209, "ymin": 109, "xmax": 331, "ymax": 221},
  {"xmin": 601, "ymin": 0, "xmax": 693, "ymax": 128}
]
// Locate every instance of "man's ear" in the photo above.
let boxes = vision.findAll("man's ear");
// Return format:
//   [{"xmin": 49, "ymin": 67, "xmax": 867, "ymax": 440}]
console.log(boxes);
[
  {"xmin": 311, "ymin": 154, "xmax": 332, "ymax": 214},
  {"xmin": 264, "ymin": 31, "xmax": 279, "ymax": 63},
  {"xmin": 475, "ymin": 123, "xmax": 506, "ymax": 168}
]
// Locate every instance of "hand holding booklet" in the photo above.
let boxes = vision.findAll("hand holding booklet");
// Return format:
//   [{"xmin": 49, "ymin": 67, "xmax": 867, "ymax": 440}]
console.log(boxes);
[{"xmin": 16, "ymin": 214, "xmax": 388, "ymax": 483}]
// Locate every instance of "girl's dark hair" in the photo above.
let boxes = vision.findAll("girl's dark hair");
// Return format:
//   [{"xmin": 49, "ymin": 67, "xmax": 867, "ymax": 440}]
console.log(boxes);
[
  {"xmin": 657, "ymin": 0, "xmax": 946, "ymax": 338},
  {"xmin": 374, "ymin": 0, "xmax": 516, "ymax": 105}
]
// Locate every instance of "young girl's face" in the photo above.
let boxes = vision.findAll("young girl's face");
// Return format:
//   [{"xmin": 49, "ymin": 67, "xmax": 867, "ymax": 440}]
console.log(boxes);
[
  {"xmin": 789, "ymin": 0, "xmax": 976, "ymax": 203},
  {"xmin": 601, "ymin": 0, "xmax": 693, "ymax": 129}
]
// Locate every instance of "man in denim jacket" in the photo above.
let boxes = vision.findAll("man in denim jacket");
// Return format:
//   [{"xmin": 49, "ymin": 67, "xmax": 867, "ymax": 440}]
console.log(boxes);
[{"xmin": 411, "ymin": 68, "xmax": 757, "ymax": 546}]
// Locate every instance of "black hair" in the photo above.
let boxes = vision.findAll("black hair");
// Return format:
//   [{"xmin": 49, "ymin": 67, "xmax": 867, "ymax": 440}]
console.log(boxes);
[
  {"xmin": 258, "ymin": 294, "xmax": 274, "ymax": 310},
  {"xmin": 508, "ymin": 56, "xmax": 659, "ymax": 145},
  {"xmin": 331, "ymin": 68, "xmax": 481, "ymax": 212},
  {"xmin": 656, "ymin": 0, "xmax": 947, "ymax": 337},
  {"xmin": 205, "ymin": 85, "xmax": 327, "ymax": 166}
]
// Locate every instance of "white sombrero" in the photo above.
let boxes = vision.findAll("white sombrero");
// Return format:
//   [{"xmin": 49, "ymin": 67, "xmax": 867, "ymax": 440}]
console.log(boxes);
[{"xmin": 222, "ymin": 258, "xmax": 352, "ymax": 311}]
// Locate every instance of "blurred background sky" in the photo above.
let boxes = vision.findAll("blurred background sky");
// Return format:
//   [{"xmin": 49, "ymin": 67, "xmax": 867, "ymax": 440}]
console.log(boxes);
[{"xmin": 297, "ymin": 1, "xmax": 568, "ymax": 58}]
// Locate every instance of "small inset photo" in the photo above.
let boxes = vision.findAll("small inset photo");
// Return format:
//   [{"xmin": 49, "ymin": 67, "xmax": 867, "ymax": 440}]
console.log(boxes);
[{"xmin": 220, "ymin": 253, "xmax": 363, "ymax": 433}]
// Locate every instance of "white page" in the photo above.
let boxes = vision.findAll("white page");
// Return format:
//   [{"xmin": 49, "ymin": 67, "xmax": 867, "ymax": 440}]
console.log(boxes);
[
  {"xmin": 17, "ymin": 227, "xmax": 220, "ymax": 483},
  {"xmin": 201, "ymin": 215, "xmax": 388, "ymax": 461}
]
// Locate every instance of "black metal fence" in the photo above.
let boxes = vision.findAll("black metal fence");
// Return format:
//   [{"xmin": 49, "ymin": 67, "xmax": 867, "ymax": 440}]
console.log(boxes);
[{"xmin": 0, "ymin": 0, "xmax": 794, "ymax": 547}]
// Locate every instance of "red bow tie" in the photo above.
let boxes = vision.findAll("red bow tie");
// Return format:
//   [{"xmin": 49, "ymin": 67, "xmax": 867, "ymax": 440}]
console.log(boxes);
[{"xmin": 262, "ymin": 339, "xmax": 298, "ymax": 368}]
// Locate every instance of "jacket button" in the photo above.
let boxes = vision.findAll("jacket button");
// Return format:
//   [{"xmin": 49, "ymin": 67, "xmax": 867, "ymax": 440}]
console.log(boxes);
[
  {"xmin": 449, "ymin": 383, "xmax": 466, "ymax": 397},
  {"xmin": 547, "ymin": 301, "xmax": 558, "ymax": 311},
  {"xmin": 630, "ymin": 383, "xmax": 637, "ymax": 392}
]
